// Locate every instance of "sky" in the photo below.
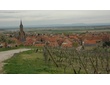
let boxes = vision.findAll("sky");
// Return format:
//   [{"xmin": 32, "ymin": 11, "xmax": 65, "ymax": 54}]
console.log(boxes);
[{"xmin": 0, "ymin": 10, "xmax": 110, "ymax": 28}]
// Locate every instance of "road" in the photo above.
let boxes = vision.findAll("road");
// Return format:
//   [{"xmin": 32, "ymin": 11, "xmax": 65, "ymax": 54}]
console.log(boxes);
[{"xmin": 0, "ymin": 48, "xmax": 30, "ymax": 73}]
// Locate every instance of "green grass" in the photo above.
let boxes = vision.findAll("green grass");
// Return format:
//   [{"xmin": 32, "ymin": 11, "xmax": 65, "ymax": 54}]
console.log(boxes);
[
  {"xmin": 3, "ymin": 46, "xmax": 110, "ymax": 74},
  {"xmin": 4, "ymin": 46, "xmax": 107, "ymax": 74},
  {"xmin": 0, "ymin": 47, "xmax": 18, "ymax": 52},
  {"xmin": 0, "ymin": 45, "xmax": 38, "ymax": 52},
  {"xmin": 0, "ymin": 45, "xmax": 26, "ymax": 52},
  {"xmin": 3, "ymin": 50, "xmax": 65, "ymax": 74}
]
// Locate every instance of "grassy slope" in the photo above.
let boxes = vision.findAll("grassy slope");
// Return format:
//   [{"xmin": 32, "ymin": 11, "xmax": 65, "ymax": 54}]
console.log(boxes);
[
  {"xmin": 0, "ymin": 45, "xmax": 37, "ymax": 52},
  {"xmin": 4, "ymin": 46, "xmax": 98, "ymax": 74},
  {"xmin": 0, "ymin": 47, "xmax": 20, "ymax": 52},
  {"xmin": 3, "ymin": 50, "xmax": 64, "ymax": 74}
]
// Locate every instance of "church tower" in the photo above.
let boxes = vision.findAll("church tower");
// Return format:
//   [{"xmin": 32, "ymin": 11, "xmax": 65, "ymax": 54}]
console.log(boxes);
[
  {"xmin": 20, "ymin": 20, "xmax": 23, "ymax": 32},
  {"xmin": 19, "ymin": 20, "xmax": 26, "ymax": 42}
]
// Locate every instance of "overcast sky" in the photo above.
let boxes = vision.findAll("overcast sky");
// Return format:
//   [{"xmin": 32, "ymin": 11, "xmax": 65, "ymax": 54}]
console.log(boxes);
[{"xmin": 0, "ymin": 10, "xmax": 110, "ymax": 28}]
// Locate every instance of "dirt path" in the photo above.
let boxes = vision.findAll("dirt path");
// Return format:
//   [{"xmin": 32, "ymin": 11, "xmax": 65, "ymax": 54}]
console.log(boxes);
[{"xmin": 0, "ymin": 48, "xmax": 30, "ymax": 73}]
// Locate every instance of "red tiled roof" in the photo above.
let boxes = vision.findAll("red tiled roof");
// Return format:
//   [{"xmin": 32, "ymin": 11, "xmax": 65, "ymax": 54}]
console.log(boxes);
[
  {"xmin": 61, "ymin": 39, "xmax": 73, "ymax": 48},
  {"xmin": 69, "ymin": 35, "xmax": 79, "ymax": 40},
  {"xmin": 57, "ymin": 38, "xmax": 64, "ymax": 46},
  {"xmin": 48, "ymin": 41, "xmax": 59, "ymax": 47},
  {"xmin": 84, "ymin": 40, "xmax": 97, "ymax": 44}
]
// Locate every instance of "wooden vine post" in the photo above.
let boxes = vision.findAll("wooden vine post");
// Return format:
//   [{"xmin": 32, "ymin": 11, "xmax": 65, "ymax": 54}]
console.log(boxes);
[{"xmin": 44, "ymin": 46, "xmax": 59, "ymax": 67}]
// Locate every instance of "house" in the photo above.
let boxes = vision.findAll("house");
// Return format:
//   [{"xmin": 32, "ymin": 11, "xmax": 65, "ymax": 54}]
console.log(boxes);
[
  {"xmin": 57, "ymin": 38, "xmax": 65, "ymax": 46},
  {"xmin": 61, "ymin": 38, "xmax": 73, "ymax": 48},
  {"xmin": 84, "ymin": 39, "xmax": 99, "ymax": 46},
  {"xmin": 47, "ymin": 36, "xmax": 59, "ymax": 47}
]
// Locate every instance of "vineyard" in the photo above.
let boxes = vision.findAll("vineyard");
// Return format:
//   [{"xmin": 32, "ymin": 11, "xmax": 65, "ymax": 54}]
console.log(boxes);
[{"xmin": 43, "ymin": 46, "xmax": 110, "ymax": 74}]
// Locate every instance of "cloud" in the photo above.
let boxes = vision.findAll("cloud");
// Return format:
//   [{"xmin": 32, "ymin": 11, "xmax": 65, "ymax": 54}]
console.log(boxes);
[
  {"xmin": 0, "ymin": 10, "xmax": 110, "ymax": 27},
  {"xmin": 0, "ymin": 10, "xmax": 24, "ymax": 13}
]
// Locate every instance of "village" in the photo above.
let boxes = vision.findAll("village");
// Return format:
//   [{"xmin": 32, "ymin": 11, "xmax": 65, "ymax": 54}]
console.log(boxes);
[
  {"xmin": 0, "ymin": 20, "xmax": 110, "ymax": 74},
  {"xmin": 0, "ymin": 21, "xmax": 110, "ymax": 50}
]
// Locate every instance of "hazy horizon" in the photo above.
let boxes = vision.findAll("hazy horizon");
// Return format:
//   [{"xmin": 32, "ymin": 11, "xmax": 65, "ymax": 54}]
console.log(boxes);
[{"xmin": 0, "ymin": 10, "xmax": 110, "ymax": 28}]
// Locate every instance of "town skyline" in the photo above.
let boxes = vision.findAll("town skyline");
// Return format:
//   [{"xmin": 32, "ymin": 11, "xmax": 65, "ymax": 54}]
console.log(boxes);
[{"xmin": 0, "ymin": 10, "xmax": 110, "ymax": 28}]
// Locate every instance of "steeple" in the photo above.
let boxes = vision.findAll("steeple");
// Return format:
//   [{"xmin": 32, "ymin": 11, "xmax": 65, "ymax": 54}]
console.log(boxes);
[
  {"xmin": 19, "ymin": 20, "xmax": 25, "ymax": 42},
  {"xmin": 20, "ymin": 20, "xmax": 23, "ymax": 31}
]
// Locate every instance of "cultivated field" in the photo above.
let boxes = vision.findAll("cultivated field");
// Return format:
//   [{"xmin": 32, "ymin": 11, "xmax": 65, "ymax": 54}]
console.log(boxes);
[{"xmin": 3, "ymin": 46, "xmax": 110, "ymax": 74}]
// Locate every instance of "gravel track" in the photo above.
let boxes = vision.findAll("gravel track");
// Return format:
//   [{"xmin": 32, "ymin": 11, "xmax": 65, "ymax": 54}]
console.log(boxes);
[{"xmin": 0, "ymin": 48, "xmax": 30, "ymax": 73}]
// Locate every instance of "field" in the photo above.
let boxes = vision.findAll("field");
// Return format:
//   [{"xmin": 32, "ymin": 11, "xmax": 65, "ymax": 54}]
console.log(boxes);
[
  {"xmin": 3, "ymin": 50, "xmax": 64, "ymax": 74},
  {"xmin": 3, "ymin": 46, "xmax": 110, "ymax": 74},
  {"xmin": 28, "ymin": 29, "xmax": 110, "ymax": 34}
]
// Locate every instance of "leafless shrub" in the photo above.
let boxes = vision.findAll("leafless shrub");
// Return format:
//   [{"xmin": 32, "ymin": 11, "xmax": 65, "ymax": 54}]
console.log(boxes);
[{"xmin": 43, "ymin": 46, "xmax": 110, "ymax": 74}]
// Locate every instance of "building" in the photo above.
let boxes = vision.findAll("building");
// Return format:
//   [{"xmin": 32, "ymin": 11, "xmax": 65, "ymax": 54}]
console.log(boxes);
[{"xmin": 19, "ymin": 20, "xmax": 26, "ymax": 42}]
